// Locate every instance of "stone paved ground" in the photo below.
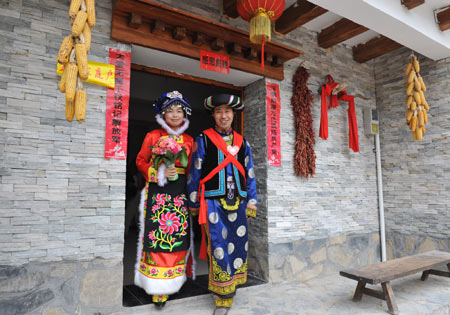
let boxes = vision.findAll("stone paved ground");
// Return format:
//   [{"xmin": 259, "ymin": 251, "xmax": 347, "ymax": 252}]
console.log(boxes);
[{"xmin": 113, "ymin": 273, "xmax": 450, "ymax": 315}]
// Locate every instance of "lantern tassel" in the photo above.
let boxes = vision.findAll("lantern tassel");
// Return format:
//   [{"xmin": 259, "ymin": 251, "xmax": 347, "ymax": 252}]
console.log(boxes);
[{"xmin": 261, "ymin": 35, "xmax": 265, "ymax": 71}]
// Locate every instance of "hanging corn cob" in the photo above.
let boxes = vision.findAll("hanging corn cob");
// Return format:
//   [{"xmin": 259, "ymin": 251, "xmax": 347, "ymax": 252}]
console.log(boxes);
[
  {"xmin": 405, "ymin": 54, "xmax": 429, "ymax": 141},
  {"xmin": 57, "ymin": 0, "xmax": 95, "ymax": 123}
]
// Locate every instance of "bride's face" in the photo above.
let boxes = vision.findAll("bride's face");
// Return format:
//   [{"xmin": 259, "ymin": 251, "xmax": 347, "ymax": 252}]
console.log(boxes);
[{"xmin": 164, "ymin": 106, "xmax": 184, "ymax": 129}]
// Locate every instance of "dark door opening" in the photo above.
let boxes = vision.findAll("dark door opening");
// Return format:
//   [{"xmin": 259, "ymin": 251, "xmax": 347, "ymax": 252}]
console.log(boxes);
[{"xmin": 122, "ymin": 68, "xmax": 264, "ymax": 307}]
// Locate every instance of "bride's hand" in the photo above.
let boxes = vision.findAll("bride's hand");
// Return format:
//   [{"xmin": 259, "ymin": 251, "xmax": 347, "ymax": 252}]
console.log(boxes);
[{"xmin": 164, "ymin": 166, "xmax": 177, "ymax": 178}]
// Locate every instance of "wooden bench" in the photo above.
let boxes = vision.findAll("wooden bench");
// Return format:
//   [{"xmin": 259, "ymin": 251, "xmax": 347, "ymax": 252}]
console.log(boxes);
[{"xmin": 340, "ymin": 250, "xmax": 450, "ymax": 315}]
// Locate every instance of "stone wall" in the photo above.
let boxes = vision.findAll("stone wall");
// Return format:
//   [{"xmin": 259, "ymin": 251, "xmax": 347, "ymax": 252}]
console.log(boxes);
[
  {"xmin": 0, "ymin": 259, "xmax": 122, "ymax": 315},
  {"xmin": 0, "ymin": 0, "xmax": 129, "ymax": 265},
  {"xmin": 374, "ymin": 47, "xmax": 450, "ymax": 257},
  {"xmin": 264, "ymin": 26, "xmax": 380, "ymax": 281},
  {"xmin": 268, "ymin": 232, "xmax": 380, "ymax": 283},
  {"xmin": 0, "ymin": 0, "xmax": 129, "ymax": 312},
  {"xmin": 244, "ymin": 79, "xmax": 269, "ymax": 280}
]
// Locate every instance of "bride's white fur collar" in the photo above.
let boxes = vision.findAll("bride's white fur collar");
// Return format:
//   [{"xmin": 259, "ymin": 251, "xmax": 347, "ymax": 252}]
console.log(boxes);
[{"xmin": 156, "ymin": 114, "xmax": 189, "ymax": 136}]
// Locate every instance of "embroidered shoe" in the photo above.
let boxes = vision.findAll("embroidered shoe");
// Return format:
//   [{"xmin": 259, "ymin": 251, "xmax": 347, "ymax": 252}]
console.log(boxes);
[{"xmin": 154, "ymin": 301, "xmax": 166, "ymax": 309}]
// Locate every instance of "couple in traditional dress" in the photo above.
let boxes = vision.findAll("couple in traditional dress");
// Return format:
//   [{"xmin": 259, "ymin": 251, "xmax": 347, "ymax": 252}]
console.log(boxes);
[{"xmin": 135, "ymin": 91, "xmax": 257, "ymax": 315}]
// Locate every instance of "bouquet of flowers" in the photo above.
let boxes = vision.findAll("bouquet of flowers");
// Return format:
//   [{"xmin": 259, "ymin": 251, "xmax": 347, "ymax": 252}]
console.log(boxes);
[{"xmin": 151, "ymin": 137, "xmax": 188, "ymax": 181}]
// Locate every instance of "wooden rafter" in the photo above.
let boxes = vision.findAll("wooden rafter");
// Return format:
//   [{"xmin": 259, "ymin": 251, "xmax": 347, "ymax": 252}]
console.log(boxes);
[
  {"xmin": 436, "ymin": 7, "xmax": 450, "ymax": 31},
  {"xmin": 223, "ymin": 0, "xmax": 239, "ymax": 19},
  {"xmin": 112, "ymin": 0, "xmax": 302, "ymax": 80},
  {"xmin": 275, "ymin": 0, "xmax": 327, "ymax": 34},
  {"xmin": 318, "ymin": 18, "xmax": 368, "ymax": 49},
  {"xmin": 353, "ymin": 35, "xmax": 402, "ymax": 63},
  {"xmin": 401, "ymin": 0, "xmax": 425, "ymax": 10}
]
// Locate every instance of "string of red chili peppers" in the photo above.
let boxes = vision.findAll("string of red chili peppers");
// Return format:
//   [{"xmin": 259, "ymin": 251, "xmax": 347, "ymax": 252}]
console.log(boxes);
[{"xmin": 291, "ymin": 64, "xmax": 316, "ymax": 179}]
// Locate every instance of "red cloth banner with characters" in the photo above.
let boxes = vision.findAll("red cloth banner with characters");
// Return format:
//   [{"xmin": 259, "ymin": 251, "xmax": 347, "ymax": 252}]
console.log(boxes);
[
  {"xmin": 266, "ymin": 82, "xmax": 281, "ymax": 166},
  {"xmin": 200, "ymin": 50, "xmax": 230, "ymax": 74},
  {"xmin": 105, "ymin": 48, "xmax": 131, "ymax": 159}
]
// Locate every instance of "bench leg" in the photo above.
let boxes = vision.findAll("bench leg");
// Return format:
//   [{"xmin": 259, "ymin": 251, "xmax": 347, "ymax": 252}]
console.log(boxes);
[
  {"xmin": 421, "ymin": 270, "xmax": 430, "ymax": 281},
  {"xmin": 352, "ymin": 281, "xmax": 366, "ymax": 302},
  {"xmin": 381, "ymin": 282, "xmax": 399, "ymax": 315}
]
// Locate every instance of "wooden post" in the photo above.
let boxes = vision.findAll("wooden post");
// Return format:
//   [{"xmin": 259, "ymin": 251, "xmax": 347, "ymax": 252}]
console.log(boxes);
[
  {"xmin": 381, "ymin": 282, "xmax": 399, "ymax": 315},
  {"xmin": 421, "ymin": 270, "xmax": 430, "ymax": 281},
  {"xmin": 352, "ymin": 281, "xmax": 366, "ymax": 302}
]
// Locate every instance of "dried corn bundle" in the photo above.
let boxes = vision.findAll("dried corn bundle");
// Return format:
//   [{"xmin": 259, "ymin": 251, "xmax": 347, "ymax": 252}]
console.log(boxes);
[
  {"xmin": 72, "ymin": 10, "xmax": 88, "ymax": 37},
  {"xmin": 69, "ymin": 0, "xmax": 82, "ymax": 18},
  {"xmin": 405, "ymin": 54, "xmax": 429, "ymax": 141},
  {"xmin": 65, "ymin": 62, "xmax": 78, "ymax": 105},
  {"xmin": 75, "ymin": 83, "xmax": 87, "ymax": 122},
  {"xmin": 59, "ymin": 65, "xmax": 68, "ymax": 93},
  {"xmin": 57, "ymin": 36, "xmax": 74, "ymax": 63},
  {"xmin": 66, "ymin": 99, "xmax": 75, "ymax": 121},
  {"xmin": 75, "ymin": 43, "xmax": 88, "ymax": 80},
  {"xmin": 85, "ymin": 0, "xmax": 96, "ymax": 27},
  {"xmin": 82, "ymin": 23, "xmax": 91, "ymax": 52},
  {"xmin": 57, "ymin": 0, "xmax": 95, "ymax": 123}
]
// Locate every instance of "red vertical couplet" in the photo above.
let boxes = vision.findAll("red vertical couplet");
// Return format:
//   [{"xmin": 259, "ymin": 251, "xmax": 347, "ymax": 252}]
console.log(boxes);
[
  {"xmin": 104, "ymin": 49, "xmax": 131, "ymax": 159},
  {"xmin": 266, "ymin": 82, "xmax": 281, "ymax": 166}
]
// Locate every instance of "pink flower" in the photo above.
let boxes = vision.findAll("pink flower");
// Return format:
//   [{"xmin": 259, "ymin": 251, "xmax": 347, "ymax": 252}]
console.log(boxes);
[
  {"xmin": 168, "ymin": 142, "xmax": 182, "ymax": 154},
  {"xmin": 173, "ymin": 196, "xmax": 183, "ymax": 207},
  {"xmin": 149, "ymin": 175, "xmax": 156, "ymax": 182},
  {"xmin": 167, "ymin": 269, "xmax": 173, "ymax": 276},
  {"xmin": 140, "ymin": 263, "xmax": 146, "ymax": 271},
  {"xmin": 159, "ymin": 212, "xmax": 181, "ymax": 235},
  {"xmin": 177, "ymin": 267, "xmax": 183, "ymax": 273},
  {"xmin": 148, "ymin": 231, "xmax": 155, "ymax": 240},
  {"xmin": 150, "ymin": 268, "xmax": 158, "ymax": 275},
  {"xmin": 152, "ymin": 204, "xmax": 160, "ymax": 213},
  {"xmin": 154, "ymin": 193, "xmax": 167, "ymax": 205}
]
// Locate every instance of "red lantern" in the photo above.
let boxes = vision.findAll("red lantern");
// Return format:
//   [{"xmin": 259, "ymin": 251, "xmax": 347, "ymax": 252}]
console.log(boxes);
[
  {"xmin": 237, "ymin": 0, "xmax": 285, "ymax": 70},
  {"xmin": 237, "ymin": 0, "xmax": 285, "ymax": 44}
]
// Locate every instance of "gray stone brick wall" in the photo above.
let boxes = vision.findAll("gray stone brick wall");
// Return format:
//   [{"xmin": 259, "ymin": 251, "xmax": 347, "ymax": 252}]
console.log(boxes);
[
  {"xmin": 266, "ymin": 26, "xmax": 379, "ymax": 246},
  {"xmin": 0, "ymin": 0, "xmax": 130, "ymax": 265},
  {"xmin": 374, "ymin": 47, "xmax": 450, "ymax": 246},
  {"xmin": 244, "ymin": 79, "xmax": 269, "ymax": 280}
]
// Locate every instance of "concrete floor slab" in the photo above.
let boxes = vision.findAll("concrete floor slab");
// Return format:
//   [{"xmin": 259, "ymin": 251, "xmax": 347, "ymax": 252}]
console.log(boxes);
[{"xmin": 114, "ymin": 273, "xmax": 450, "ymax": 315}]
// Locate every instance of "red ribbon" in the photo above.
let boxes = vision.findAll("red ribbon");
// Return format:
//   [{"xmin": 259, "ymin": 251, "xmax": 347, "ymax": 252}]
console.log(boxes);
[
  {"xmin": 197, "ymin": 128, "xmax": 246, "ymax": 260},
  {"xmin": 319, "ymin": 75, "xmax": 359, "ymax": 152},
  {"xmin": 261, "ymin": 35, "xmax": 266, "ymax": 71},
  {"xmin": 338, "ymin": 91, "xmax": 360, "ymax": 152}
]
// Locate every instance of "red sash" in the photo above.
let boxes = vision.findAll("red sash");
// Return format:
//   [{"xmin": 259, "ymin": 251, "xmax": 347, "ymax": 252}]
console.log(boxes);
[
  {"xmin": 197, "ymin": 128, "xmax": 246, "ymax": 259},
  {"xmin": 319, "ymin": 75, "xmax": 359, "ymax": 152}
]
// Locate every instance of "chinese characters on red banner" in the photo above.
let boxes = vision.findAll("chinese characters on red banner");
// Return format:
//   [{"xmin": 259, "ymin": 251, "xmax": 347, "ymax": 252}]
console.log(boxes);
[
  {"xmin": 105, "ymin": 49, "xmax": 131, "ymax": 159},
  {"xmin": 266, "ymin": 82, "xmax": 281, "ymax": 166},
  {"xmin": 200, "ymin": 50, "xmax": 230, "ymax": 74}
]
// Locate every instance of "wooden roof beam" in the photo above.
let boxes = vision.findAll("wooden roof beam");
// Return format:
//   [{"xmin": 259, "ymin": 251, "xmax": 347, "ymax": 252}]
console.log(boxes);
[
  {"xmin": 353, "ymin": 35, "xmax": 403, "ymax": 63},
  {"xmin": 401, "ymin": 0, "xmax": 425, "ymax": 10},
  {"xmin": 223, "ymin": 0, "xmax": 239, "ymax": 19},
  {"xmin": 318, "ymin": 18, "xmax": 369, "ymax": 49},
  {"xmin": 128, "ymin": 13, "xmax": 142, "ymax": 29},
  {"xmin": 436, "ymin": 7, "xmax": 450, "ymax": 31},
  {"xmin": 275, "ymin": 0, "xmax": 327, "ymax": 34}
]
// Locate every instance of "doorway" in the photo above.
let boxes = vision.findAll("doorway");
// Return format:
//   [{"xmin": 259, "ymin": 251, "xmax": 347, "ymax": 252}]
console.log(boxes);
[{"xmin": 122, "ymin": 67, "xmax": 264, "ymax": 306}]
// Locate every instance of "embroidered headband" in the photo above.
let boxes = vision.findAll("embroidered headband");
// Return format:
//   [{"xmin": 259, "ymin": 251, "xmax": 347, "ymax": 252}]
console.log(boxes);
[
  {"xmin": 203, "ymin": 94, "xmax": 244, "ymax": 112},
  {"xmin": 154, "ymin": 90, "xmax": 192, "ymax": 116}
]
